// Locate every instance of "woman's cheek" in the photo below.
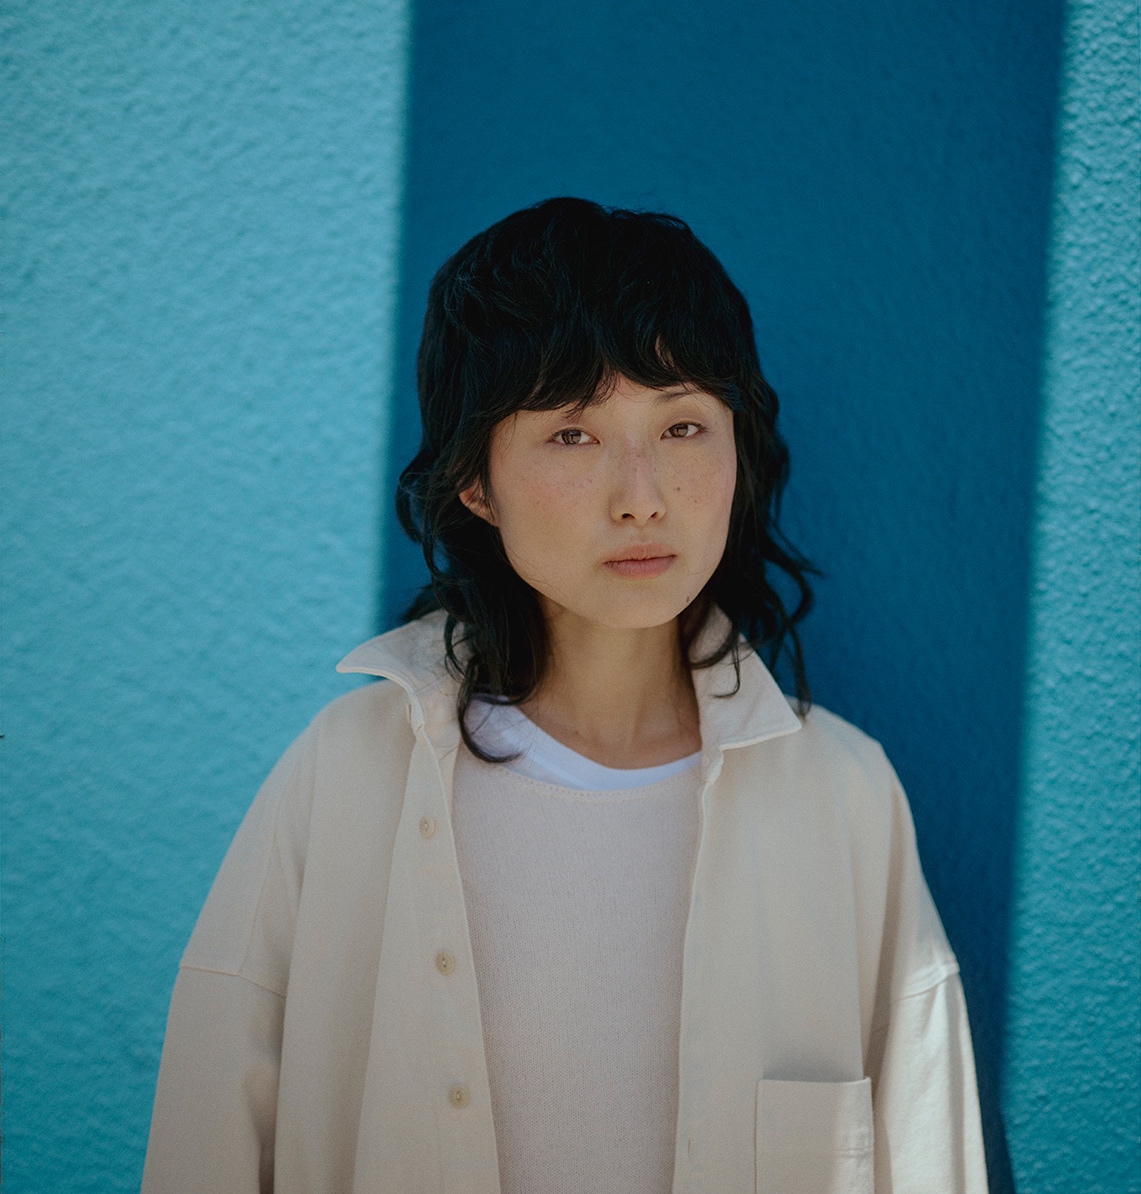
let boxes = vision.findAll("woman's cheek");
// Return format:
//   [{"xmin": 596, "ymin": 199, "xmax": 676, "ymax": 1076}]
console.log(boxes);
[{"xmin": 539, "ymin": 472, "xmax": 595, "ymax": 523}]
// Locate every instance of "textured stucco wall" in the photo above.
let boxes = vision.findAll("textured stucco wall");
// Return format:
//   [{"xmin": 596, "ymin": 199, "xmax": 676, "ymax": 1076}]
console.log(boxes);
[
  {"xmin": 2, "ymin": 2, "xmax": 410, "ymax": 1189},
  {"xmin": 3, "ymin": 0, "xmax": 1137, "ymax": 1189},
  {"xmin": 1002, "ymin": 1, "xmax": 1141, "ymax": 1187}
]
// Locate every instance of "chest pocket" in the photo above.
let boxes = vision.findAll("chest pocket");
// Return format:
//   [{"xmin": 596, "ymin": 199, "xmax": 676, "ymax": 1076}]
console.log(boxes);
[{"xmin": 756, "ymin": 1077, "xmax": 874, "ymax": 1194}]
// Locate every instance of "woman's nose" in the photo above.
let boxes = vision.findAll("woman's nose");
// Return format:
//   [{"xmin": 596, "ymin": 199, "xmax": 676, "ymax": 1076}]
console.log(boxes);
[{"xmin": 609, "ymin": 448, "xmax": 666, "ymax": 524}]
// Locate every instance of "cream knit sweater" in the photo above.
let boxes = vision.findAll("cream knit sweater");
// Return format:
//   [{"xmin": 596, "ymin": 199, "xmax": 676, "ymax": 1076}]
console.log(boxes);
[{"xmin": 452, "ymin": 734, "xmax": 701, "ymax": 1194}]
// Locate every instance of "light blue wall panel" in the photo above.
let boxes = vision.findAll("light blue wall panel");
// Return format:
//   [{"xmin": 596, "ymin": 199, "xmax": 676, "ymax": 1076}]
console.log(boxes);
[
  {"xmin": 1003, "ymin": 1, "xmax": 1140, "ymax": 1187},
  {"xmin": 2, "ymin": 2, "xmax": 410, "ymax": 1188}
]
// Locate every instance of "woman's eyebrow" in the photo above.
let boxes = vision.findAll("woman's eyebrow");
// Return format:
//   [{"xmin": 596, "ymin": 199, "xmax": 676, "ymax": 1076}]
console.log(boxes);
[{"xmin": 656, "ymin": 385, "xmax": 705, "ymax": 401}]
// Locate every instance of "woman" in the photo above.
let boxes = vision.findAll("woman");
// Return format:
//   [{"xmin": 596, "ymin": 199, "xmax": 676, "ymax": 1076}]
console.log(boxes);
[{"xmin": 143, "ymin": 198, "xmax": 987, "ymax": 1192}]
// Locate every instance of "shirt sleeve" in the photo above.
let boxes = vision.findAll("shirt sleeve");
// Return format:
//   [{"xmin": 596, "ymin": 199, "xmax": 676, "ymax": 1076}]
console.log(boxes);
[
  {"xmin": 142, "ymin": 970, "xmax": 284, "ymax": 1193},
  {"xmin": 868, "ymin": 968, "xmax": 988, "ymax": 1193},
  {"xmin": 864, "ymin": 770, "xmax": 989, "ymax": 1194},
  {"xmin": 141, "ymin": 720, "xmax": 318, "ymax": 1194}
]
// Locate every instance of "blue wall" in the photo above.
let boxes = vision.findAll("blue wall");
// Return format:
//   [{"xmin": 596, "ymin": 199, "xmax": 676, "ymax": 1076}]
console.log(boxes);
[
  {"xmin": 2, "ymin": 2, "xmax": 410, "ymax": 1189},
  {"xmin": 1002, "ymin": 0, "xmax": 1140, "ymax": 1185},
  {"xmin": 3, "ymin": 0, "xmax": 1137, "ymax": 1190},
  {"xmin": 383, "ymin": 0, "xmax": 1068, "ymax": 1186}
]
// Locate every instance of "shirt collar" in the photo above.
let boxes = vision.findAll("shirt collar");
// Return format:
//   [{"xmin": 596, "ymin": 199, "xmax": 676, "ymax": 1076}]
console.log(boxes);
[{"xmin": 337, "ymin": 608, "xmax": 801, "ymax": 753}]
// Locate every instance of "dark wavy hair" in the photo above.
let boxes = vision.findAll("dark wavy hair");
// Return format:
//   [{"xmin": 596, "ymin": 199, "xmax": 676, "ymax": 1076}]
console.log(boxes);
[{"xmin": 397, "ymin": 197, "xmax": 815, "ymax": 759}]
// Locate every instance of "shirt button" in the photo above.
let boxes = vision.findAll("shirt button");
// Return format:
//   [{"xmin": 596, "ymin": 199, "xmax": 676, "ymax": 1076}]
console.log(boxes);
[
  {"xmin": 419, "ymin": 816, "xmax": 437, "ymax": 839},
  {"xmin": 435, "ymin": 951, "xmax": 456, "ymax": 976},
  {"xmin": 448, "ymin": 1084, "xmax": 471, "ymax": 1109}
]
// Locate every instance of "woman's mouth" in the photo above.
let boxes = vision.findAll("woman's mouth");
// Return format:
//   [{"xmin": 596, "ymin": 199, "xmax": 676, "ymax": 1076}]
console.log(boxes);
[{"xmin": 603, "ymin": 550, "xmax": 676, "ymax": 579}]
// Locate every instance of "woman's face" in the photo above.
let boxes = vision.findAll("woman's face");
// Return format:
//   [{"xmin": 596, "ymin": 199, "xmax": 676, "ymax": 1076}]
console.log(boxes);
[{"xmin": 462, "ymin": 375, "xmax": 738, "ymax": 633}]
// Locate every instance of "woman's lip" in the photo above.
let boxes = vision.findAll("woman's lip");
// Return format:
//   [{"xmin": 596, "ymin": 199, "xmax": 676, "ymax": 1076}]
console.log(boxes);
[{"xmin": 603, "ymin": 555, "xmax": 676, "ymax": 579}]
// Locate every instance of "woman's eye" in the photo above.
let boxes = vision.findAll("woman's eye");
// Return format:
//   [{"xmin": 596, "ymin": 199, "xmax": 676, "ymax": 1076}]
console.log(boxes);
[
  {"xmin": 554, "ymin": 428, "xmax": 592, "ymax": 445},
  {"xmin": 665, "ymin": 422, "xmax": 702, "ymax": 439}
]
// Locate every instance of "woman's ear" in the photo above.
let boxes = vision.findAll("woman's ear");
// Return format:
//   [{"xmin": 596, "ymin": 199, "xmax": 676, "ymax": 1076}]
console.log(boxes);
[{"xmin": 459, "ymin": 480, "xmax": 497, "ymax": 526}]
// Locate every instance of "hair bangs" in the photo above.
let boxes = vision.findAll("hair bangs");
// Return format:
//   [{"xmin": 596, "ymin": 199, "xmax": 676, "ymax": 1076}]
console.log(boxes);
[{"xmin": 477, "ymin": 203, "xmax": 750, "ymax": 418}]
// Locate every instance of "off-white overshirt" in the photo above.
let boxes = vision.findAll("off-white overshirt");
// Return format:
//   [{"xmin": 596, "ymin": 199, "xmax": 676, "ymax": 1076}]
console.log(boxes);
[{"xmin": 142, "ymin": 611, "xmax": 988, "ymax": 1193}]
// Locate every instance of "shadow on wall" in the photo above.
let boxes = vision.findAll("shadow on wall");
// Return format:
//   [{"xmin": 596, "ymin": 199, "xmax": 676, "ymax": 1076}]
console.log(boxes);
[{"xmin": 380, "ymin": 1, "xmax": 1065, "ymax": 1187}]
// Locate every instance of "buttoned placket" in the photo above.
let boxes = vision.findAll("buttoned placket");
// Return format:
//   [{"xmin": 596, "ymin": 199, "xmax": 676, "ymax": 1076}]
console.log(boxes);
[{"xmin": 410, "ymin": 702, "xmax": 502, "ymax": 1194}]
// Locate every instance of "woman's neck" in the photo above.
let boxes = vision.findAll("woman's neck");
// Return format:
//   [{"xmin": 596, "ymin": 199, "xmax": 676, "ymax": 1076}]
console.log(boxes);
[{"xmin": 521, "ymin": 608, "xmax": 701, "ymax": 769}]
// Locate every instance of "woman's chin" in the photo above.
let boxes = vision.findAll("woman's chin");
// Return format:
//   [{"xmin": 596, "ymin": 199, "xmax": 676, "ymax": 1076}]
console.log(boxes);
[{"xmin": 537, "ymin": 592, "xmax": 696, "ymax": 635}]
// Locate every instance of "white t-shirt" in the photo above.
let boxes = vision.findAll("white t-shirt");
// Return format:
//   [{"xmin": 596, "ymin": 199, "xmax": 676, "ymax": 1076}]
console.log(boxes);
[
  {"xmin": 466, "ymin": 698, "xmax": 702, "ymax": 790},
  {"xmin": 452, "ymin": 703, "xmax": 703, "ymax": 1194}
]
